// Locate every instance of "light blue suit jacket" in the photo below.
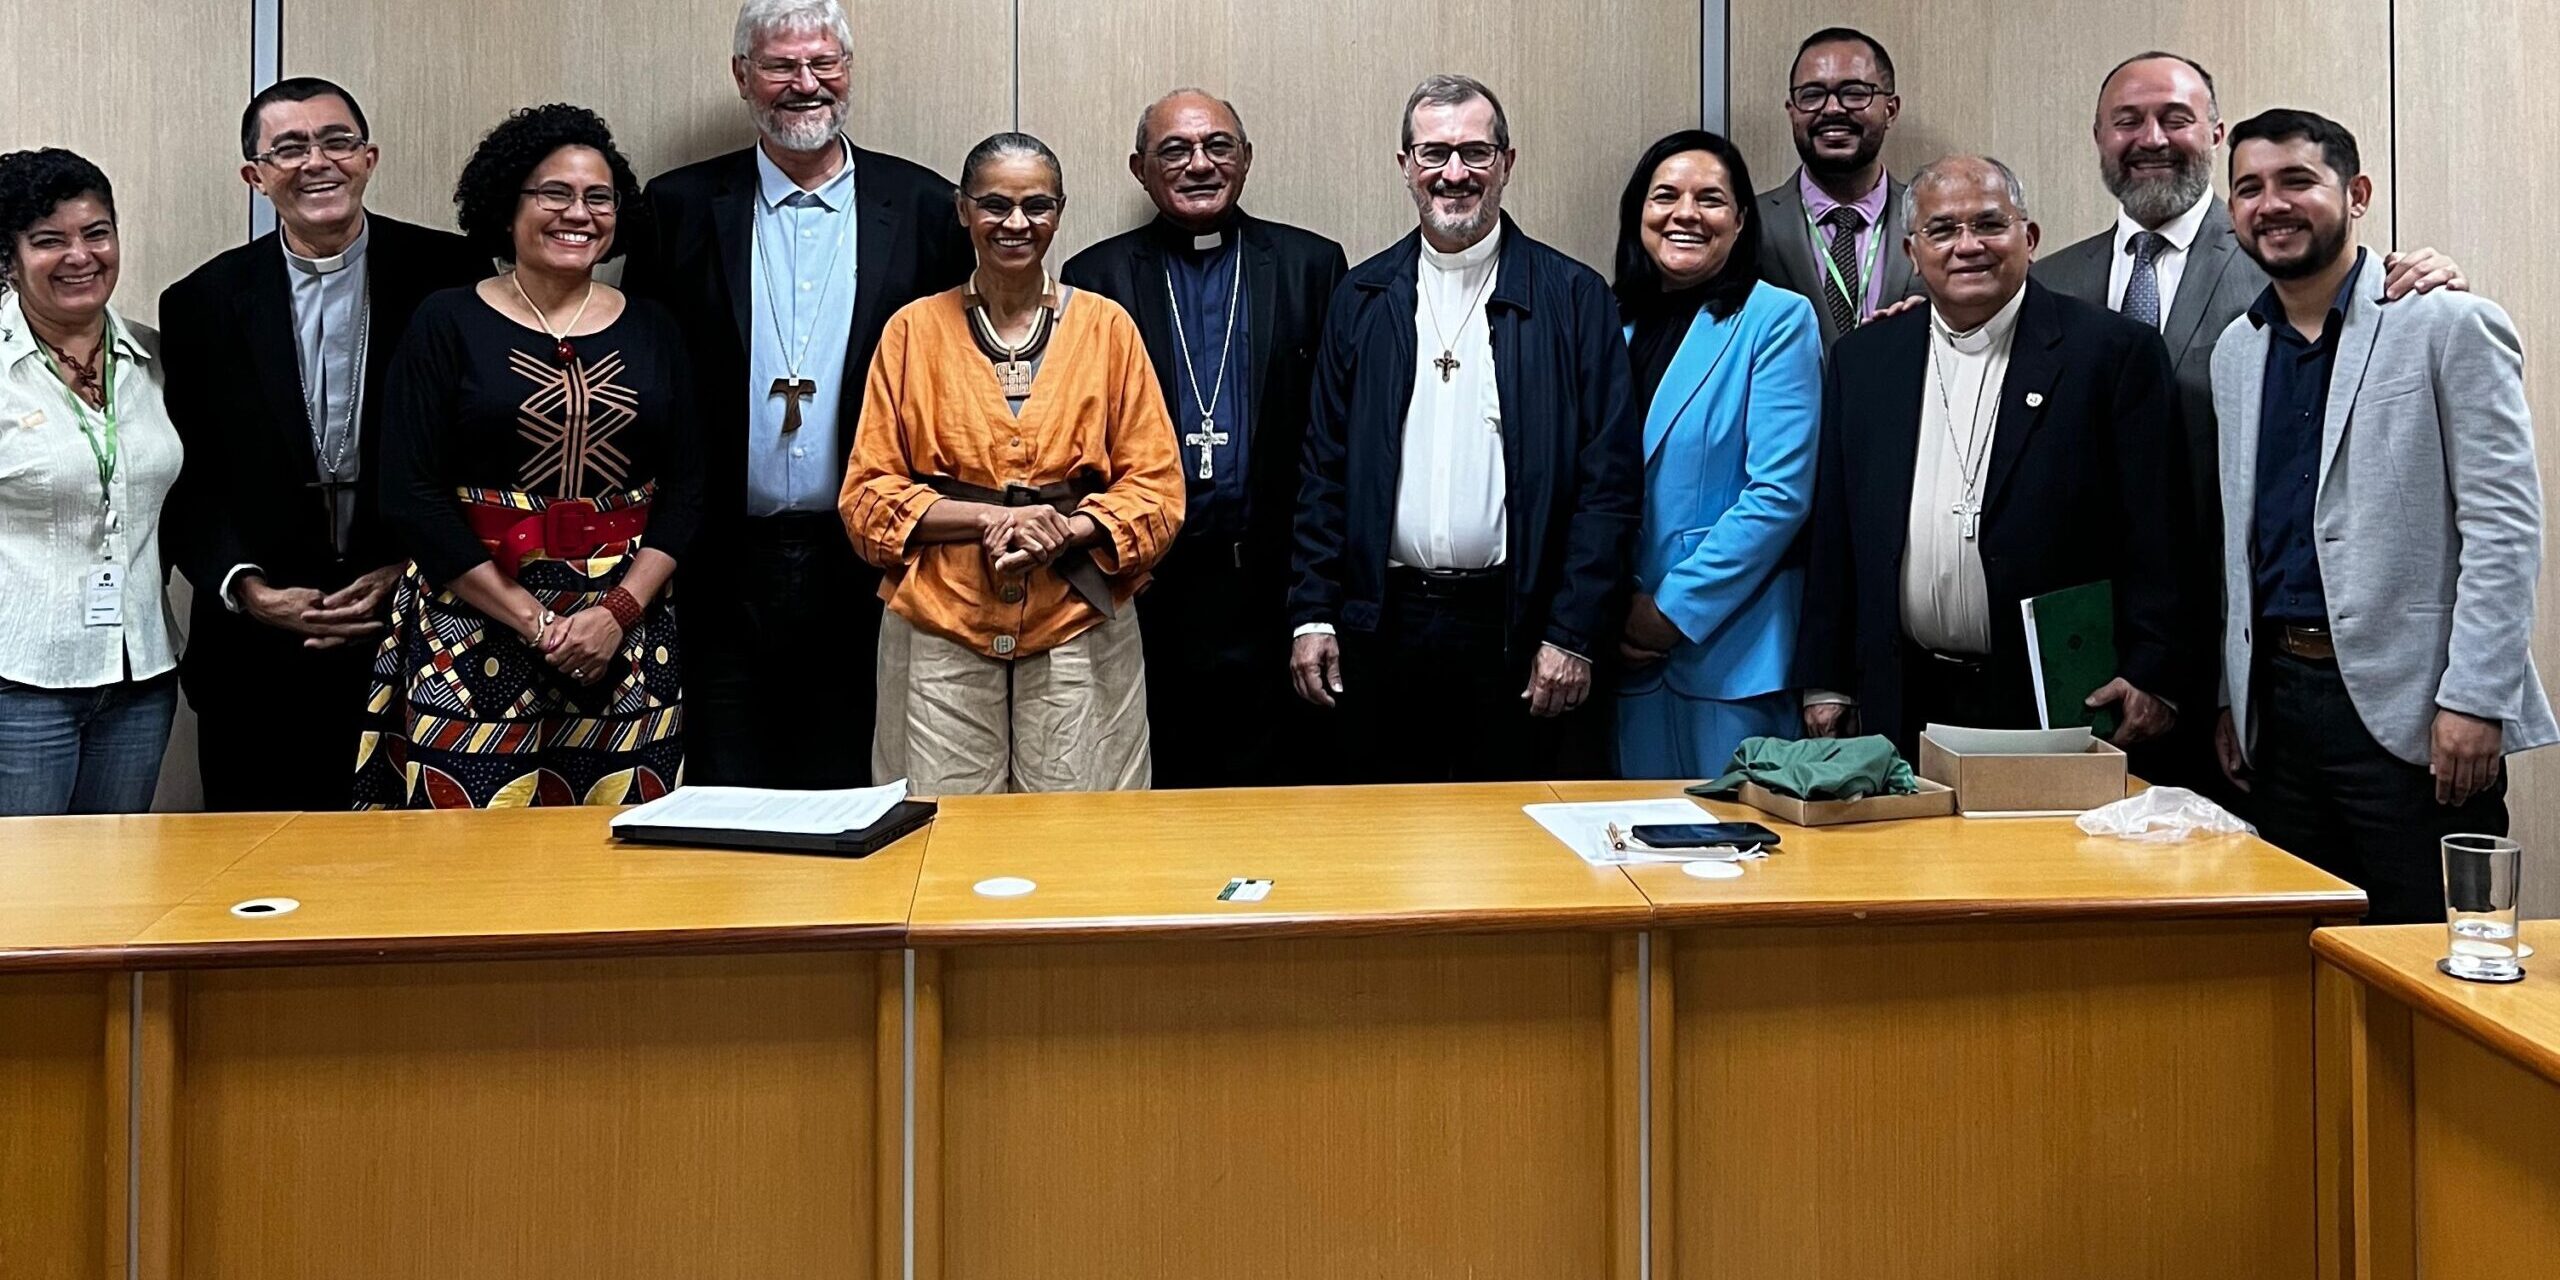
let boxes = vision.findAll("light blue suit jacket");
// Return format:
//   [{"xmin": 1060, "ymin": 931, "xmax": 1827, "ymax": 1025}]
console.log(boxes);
[{"xmin": 1624, "ymin": 282, "xmax": 1823, "ymax": 701}]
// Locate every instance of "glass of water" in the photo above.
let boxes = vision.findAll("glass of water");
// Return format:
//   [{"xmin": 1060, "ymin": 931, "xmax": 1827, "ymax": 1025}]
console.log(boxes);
[{"xmin": 2440, "ymin": 834, "xmax": 2525, "ymax": 984}]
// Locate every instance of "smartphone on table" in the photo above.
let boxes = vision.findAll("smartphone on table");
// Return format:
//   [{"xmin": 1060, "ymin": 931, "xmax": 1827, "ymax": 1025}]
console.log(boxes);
[{"xmin": 1628, "ymin": 821, "xmax": 1781, "ymax": 850}]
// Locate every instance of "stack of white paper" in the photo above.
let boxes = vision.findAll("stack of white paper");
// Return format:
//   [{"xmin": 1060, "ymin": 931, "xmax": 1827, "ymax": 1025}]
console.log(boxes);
[
  {"xmin": 1522, "ymin": 799, "xmax": 1773, "ymax": 868},
  {"xmin": 610, "ymin": 780, "xmax": 909, "ymax": 836}
]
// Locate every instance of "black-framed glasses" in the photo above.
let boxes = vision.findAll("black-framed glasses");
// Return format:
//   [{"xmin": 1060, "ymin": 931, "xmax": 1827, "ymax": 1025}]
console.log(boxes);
[
  {"xmin": 253, "ymin": 135, "xmax": 369, "ymax": 168},
  {"xmin": 1916, "ymin": 214, "xmax": 2021, "ymax": 247},
  {"xmin": 1407, "ymin": 142, "xmax": 1502, "ymax": 171},
  {"xmin": 520, "ymin": 184, "xmax": 621, "ymax": 213},
  {"xmin": 967, "ymin": 194, "xmax": 1063, "ymax": 222},
  {"xmin": 747, "ymin": 54, "xmax": 848, "ymax": 82},
  {"xmin": 1151, "ymin": 135, "xmax": 1243, "ymax": 170},
  {"xmin": 1789, "ymin": 81, "xmax": 1886, "ymax": 113}
]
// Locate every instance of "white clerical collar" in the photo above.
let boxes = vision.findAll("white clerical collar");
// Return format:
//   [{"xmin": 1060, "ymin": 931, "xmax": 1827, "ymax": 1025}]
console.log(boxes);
[
  {"xmin": 1931, "ymin": 285, "xmax": 2027, "ymax": 356},
  {"xmin": 284, "ymin": 215, "xmax": 371, "ymax": 276},
  {"xmin": 2114, "ymin": 188, "xmax": 2211, "ymax": 257},
  {"xmin": 1421, "ymin": 220, "xmax": 1502, "ymax": 274}
]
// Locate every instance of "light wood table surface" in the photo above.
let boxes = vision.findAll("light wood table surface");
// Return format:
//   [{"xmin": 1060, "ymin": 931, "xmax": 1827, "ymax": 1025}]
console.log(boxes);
[
  {"xmin": 124, "ymin": 805, "xmax": 928, "ymax": 965},
  {"xmin": 2317, "ymin": 921, "xmax": 2560, "ymax": 1279},
  {"xmin": 0, "ymin": 812, "xmax": 291, "ymax": 968}
]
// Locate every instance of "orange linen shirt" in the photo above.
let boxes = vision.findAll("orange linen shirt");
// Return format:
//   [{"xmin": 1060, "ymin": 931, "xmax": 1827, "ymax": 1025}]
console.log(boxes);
[{"xmin": 841, "ymin": 287, "xmax": 1185, "ymax": 660}]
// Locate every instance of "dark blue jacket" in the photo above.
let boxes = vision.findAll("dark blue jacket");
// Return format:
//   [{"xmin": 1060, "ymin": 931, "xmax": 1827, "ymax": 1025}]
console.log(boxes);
[{"xmin": 1289, "ymin": 216, "xmax": 1641, "ymax": 660}]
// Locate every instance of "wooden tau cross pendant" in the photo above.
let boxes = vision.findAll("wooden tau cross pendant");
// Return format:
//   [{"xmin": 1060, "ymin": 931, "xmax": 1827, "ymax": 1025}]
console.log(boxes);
[
  {"xmin": 1433, "ymin": 350, "xmax": 1460, "ymax": 383},
  {"xmin": 771, "ymin": 377, "xmax": 818, "ymax": 433}
]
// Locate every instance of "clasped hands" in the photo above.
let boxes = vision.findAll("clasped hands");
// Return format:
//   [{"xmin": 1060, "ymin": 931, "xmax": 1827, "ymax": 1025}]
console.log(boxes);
[
  {"xmin": 240, "ymin": 564, "xmax": 401, "ymax": 650},
  {"xmin": 980, "ymin": 504, "xmax": 1098, "ymax": 574},
  {"xmin": 533, "ymin": 604, "xmax": 622, "ymax": 686}
]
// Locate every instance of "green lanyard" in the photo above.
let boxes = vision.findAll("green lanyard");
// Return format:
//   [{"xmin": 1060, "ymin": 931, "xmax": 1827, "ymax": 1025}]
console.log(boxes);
[
  {"xmin": 1804, "ymin": 204, "xmax": 1886, "ymax": 322},
  {"xmin": 39, "ymin": 340, "xmax": 117, "ymax": 507}
]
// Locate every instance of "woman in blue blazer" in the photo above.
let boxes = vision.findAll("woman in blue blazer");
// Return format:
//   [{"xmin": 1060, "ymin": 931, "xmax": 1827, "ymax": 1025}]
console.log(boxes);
[{"xmin": 1611, "ymin": 130, "xmax": 1823, "ymax": 778}]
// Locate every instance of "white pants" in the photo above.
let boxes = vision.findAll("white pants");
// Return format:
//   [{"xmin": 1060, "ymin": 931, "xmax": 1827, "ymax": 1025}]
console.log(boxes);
[{"xmin": 873, "ymin": 607, "xmax": 1152, "ymax": 794}]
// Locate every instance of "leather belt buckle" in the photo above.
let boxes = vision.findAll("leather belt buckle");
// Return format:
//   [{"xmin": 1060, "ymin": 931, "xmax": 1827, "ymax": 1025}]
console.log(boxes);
[{"xmin": 2279, "ymin": 624, "xmax": 2336, "ymax": 661}]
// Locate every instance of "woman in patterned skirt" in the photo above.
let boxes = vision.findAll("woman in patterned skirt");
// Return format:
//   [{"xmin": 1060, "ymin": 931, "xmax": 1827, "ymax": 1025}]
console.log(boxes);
[{"xmin": 357, "ymin": 104, "xmax": 700, "ymax": 808}]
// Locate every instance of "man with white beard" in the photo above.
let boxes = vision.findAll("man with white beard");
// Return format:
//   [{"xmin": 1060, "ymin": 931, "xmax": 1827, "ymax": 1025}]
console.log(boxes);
[
  {"xmin": 623, "ymin": 0, "xmax": 971, "ymax": 787},
  {"xmin": 1288, "ymin": 75, "xmax": 1639, "ymax": 782},
  {"xmin": 2034, "ymin": 50, "xmax": 2464, "ymax": 799}
]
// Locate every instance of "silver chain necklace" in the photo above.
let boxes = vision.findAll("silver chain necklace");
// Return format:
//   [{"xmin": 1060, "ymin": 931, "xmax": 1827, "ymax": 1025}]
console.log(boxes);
[
  {"xmin": 1926, "ymin": 325, "xmax": 1999, "ymax": 540},
  {"xmin": 1161, "ymin": 244, "xmax": 1243, "ymax": 480}
]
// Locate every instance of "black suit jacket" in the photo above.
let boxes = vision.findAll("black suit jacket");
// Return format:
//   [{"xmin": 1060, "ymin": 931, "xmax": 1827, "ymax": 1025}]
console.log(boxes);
[
  {"xmin": 1289, "ymin": 216, "xmax": 1641, "ymax": 661},
  {"xmin": 158, "ymin": 215, "xmax": 488, "ymax": 711},
  {"xmin": 1060, "ymin": 211, "xmax": 1347, "ymax": 588},
  {"xmin": 620, "ymin": 142, "xmax": 973, "ymax": 552},
  {"xmin": 1795, "ymin": 281, "xmax": 2199, "ymax": 745}
]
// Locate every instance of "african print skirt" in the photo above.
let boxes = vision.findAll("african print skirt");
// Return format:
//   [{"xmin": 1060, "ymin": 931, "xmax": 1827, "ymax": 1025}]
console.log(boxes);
[{"xmin": 352, "ymin": 486, "xmax": 683, "ymax": 810}]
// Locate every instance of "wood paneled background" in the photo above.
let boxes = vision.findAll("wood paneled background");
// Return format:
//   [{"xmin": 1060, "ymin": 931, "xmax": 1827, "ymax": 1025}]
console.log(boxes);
[{"xmin": 9, "ymin": 0, "xmax": 2556, "ymax": 910}]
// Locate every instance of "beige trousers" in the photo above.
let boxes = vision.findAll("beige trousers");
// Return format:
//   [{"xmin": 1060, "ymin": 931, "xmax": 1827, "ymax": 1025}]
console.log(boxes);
[{"xmin": 872, "ymin": 607, "xmax": 1152, "ymax": 794}]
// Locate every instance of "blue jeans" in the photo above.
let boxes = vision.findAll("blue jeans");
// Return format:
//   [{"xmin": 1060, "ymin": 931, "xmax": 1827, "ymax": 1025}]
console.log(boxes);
[{"xmin": 0, "ymin": 672, "xmax": 178, "ymax": 815}]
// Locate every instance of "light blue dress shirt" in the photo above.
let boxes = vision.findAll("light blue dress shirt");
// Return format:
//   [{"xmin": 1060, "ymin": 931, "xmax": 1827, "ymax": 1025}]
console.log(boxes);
[{"xmin": 746, "ymin": 140, "xmax": 859, "ymax": 515}]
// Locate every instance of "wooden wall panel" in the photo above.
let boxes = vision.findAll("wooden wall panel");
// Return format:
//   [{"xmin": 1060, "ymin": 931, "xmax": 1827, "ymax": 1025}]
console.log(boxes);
[
  {"xmin": 0, "ymin": 0, "xmax": 247, "ymax": 326},
  {"xmin": 2395, "ymin": 0, "xmax": 2560, "ymax": 918},
  {"xmin": 0, "ymin": 974, "xmax": 112, "ymax": 1280},
  {"xmin": 174, "ymin": 955, "xmax": 878, "ymax": 1279},
  {"xmin": 1018, "ymin": 0, "xmax": 1701, "ymax": 271},
  {"xmin": 1724, "ymin": 1, "xmax": 2395, "ymax": 253},
  {"xmin": 283, "ymin": 0, "xmax": 1010, "ymax": 234}
]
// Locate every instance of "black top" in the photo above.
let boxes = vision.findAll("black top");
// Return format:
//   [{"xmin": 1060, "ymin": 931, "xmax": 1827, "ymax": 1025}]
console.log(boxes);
[
  {"xmin": 378, "ymin": 287, "xmax": 704, "ymax": 585},
  {"xmin": 2244, "ymin": 248, "xmax": 2364, "ymax": 625},
  {"xmin": 1624, "ymin": 283, "xmax": 1709, "ymax": 415}
]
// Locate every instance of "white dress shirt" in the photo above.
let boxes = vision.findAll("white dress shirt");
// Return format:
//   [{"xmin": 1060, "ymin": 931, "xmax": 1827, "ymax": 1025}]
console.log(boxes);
[
  {"xmin": 1900, "ymin": 287, "xmax": 2024, "ymax": 655},
  {"xmin": 1391, "ymin": 221, "xmax": 1506, "ymax": 570},
  {"xmin": 2103, "ymin": 189, "xmax": 2211, "ymax": 328},
  {"xmin": 0, "ymin": 293, "xmax": 183, "ymax": 688}
]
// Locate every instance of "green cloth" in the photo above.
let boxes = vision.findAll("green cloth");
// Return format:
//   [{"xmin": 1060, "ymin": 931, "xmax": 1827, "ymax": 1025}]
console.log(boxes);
[{"xmin": 1692, "ymin": 735, "xmax": 1918, "ymax": 801}]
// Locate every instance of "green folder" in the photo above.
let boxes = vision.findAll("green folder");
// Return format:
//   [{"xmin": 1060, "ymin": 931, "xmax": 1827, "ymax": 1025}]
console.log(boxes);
[{"xmin": 2020, "ymin": 580, "xmax": 2119, "ymax": 740}]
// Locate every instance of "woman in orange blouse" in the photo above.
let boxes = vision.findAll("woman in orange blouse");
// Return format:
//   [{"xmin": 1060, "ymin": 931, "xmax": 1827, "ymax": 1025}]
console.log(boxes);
[{"xmin": 842, "ymin": 132, "xmax": 1183, "ymax": 794}]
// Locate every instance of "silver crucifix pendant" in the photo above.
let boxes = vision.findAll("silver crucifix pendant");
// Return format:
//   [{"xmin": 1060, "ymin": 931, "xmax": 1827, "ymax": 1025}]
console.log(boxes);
[{"xmin": 1184, "ymin": 417, "xmax": 1228, "ymax": 480}]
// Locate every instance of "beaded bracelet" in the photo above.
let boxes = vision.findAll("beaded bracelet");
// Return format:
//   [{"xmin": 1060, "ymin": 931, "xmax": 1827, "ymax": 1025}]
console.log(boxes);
[{"xmin": 599, "ymin": 587, "xmax": 644, "ymax": 631}]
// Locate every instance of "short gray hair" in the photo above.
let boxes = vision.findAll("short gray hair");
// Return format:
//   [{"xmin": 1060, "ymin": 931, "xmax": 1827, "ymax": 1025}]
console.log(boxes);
[
  {"xmin": 1901, "ymin": 154, "xmax": 2031, "ymax": 226},
  {"xmin": 1401, "ymin": 74, "xmax": 1509, "ymax": 152},
  {"xmin": 733, "ymin": 0, "xmax": 852, "ymax": 59},
  {"xmin": 1132, "ymin": 88, "xmax": 1250, "ymax": 154}
]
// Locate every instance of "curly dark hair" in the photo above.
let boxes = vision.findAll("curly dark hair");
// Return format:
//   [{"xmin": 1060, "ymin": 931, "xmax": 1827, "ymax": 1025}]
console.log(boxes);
[
  {"xmin": 0, "ymin": 148, "xmax": 116, "ymax": 287},
  {"xmin": 452, "ymin": 104, "xmax": 643, "ymax": 264}
]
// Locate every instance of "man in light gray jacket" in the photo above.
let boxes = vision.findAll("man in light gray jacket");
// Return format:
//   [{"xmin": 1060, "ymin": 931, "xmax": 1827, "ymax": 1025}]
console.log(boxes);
[{"xmin": 2211, "ymin": 108, "xmax": 2557, "ymax": 923}]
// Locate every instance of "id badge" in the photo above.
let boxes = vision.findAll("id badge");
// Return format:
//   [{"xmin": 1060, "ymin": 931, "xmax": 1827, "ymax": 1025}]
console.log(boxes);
[{"xmin": 83, "ymin": 565, "xmax": 122, "ymax": 627}]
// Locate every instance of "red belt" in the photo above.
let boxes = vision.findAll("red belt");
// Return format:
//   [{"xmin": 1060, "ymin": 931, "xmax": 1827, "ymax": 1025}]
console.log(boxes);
[{"xmin": 463, "ymin": 498, "xmax": 651, "ymax": 579}]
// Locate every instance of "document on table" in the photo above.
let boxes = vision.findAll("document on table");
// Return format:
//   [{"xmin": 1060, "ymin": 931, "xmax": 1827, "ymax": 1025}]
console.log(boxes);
[
  {"xmin": 1921, "ymin": 724, "xmax": 2095, "ymax": 755},
  {"xmin": 1523, "ymin": 799, "xmax": 1772, "ymax": 868},
  {"xmin": 610, "ymin": 781, "xmax": 909, "ymax": 837}
]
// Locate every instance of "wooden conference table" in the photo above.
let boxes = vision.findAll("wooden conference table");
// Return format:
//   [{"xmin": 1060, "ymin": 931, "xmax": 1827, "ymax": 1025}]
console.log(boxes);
[
  {"xmin": 0, "ymin": 783, "xmax": 2362, "ymax": 1279},
  {"xmin": 2315, "ymin": 920, "xmax": 2560, "ymax": 1278}
]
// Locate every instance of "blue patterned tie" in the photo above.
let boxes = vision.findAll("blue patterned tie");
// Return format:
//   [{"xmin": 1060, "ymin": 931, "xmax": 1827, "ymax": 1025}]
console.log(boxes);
[{"xmin": 2123, "ymin": 231, "xmax": 2169, "ymax": 330}]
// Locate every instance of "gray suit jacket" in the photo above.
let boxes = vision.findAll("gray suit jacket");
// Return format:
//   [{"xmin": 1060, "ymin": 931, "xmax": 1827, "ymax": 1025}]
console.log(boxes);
[
  {"xmin": 2035, "ymin": 197, "xmax": 2262, "ymax": 540},
  {"xmin": 1756, "ymin": 171, "xmax": 1923, "ymax": 351},
  {"xmin": 2212, "ymin": 250, "xmax": 2558, "ymax": 765}
]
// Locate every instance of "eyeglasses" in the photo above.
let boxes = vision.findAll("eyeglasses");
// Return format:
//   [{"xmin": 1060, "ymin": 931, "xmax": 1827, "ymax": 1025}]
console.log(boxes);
[
  {"xmin": 253, "ymin": 135, "xmax": 369, "ymax": 168},
  {"xmin": 1150, "ymin": 135, "xmax": 1243, "ymax": 170},
  {"xmin": 967, "ymin": 194, "xmax": 1063, "ymax": 222},
  {"xmin": 1407, "ymin": 142, "xmax": 1503, "ymax": 171},
  {"xmin": 1916, "ymin": 214, "xmax": 2022, "ymax": 247},
  {"xmin": 747, "ymin": 55, "xmax": 848, "ymax": 82},
  {"xmin": 1788, "ymin": 81, "xmax": 1887, "ymax": 114},
  {"xmin": 520, "ymin": 184, "xmax": 621, "ymax": 213}
]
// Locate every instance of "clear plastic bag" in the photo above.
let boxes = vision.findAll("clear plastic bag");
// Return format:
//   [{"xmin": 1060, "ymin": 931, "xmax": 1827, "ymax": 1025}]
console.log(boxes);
[{"xmin": 2073, "ymin": 787, "xmax": 2256, "ymax": 842}]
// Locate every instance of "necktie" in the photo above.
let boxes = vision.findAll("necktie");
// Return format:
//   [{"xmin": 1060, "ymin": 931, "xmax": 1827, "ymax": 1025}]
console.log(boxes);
[
  {"xmin": 1820, "ymin": 206, "xmax": 1865, "ymax": 334},
  {"xmin": 2123, "ymin": 230, "xmax": 2169, "ymax": 330}
]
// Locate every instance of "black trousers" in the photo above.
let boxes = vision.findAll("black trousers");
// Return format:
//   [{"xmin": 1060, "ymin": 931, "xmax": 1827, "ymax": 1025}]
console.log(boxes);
[
  {"xmin": 1335, "ymin": 572, "xmax": 1568, "ymax": 784},
  {"xmin": 680, "ymin": 514, "xmax": 879, "ymax": 789},
  {"xmin": 1138, "ymin": 543, "xmax": 1316, "ymax": 788},
  {"xmin": 1894, "ymin": 640, "xmax": 2040, "ymax": 756},
  {"xmin": 194, "ymin": 644, "xmax": 373, "ymax": 812},
  {"xmin": 2249, "ymin": 648, "xmax": 2507, "ymax": 925}
]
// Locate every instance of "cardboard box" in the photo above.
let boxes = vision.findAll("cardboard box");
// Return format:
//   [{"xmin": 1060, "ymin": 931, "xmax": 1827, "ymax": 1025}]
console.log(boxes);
[
  {"xmin": 1917, "ymin": 734, "xmax": 2129, "ymax": 814},
  {"xmin": 1732, "ymin": 777, "xmax": 1956, "ymax": 826}
]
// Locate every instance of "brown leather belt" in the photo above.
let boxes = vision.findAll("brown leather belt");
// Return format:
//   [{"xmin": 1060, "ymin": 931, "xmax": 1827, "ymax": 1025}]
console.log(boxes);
[
  {"xmin": 917, "ymin": 470, "xmax": 1114, "ymax": 617},
  {"xmin": 2275, "ymin": 623, "xmax": 2335, "ymax": 661}
]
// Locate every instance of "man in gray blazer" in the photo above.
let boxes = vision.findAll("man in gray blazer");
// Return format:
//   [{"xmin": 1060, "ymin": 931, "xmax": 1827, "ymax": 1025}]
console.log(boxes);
[
  {"xmin": 2210, "ymin": 109, "xmax": 2556, "ymax": 923},
  {"xmin": 2038, "ymin": 51, "xmax": 2465, "ymax": 797},
  {"xmin": 1756, "ymin": 27, "xmax": 1924, "ymax": 351}
]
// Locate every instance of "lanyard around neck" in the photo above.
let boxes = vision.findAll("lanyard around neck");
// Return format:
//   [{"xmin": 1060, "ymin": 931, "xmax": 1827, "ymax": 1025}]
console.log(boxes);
[
  {"xmin": 39, "ymin": 339, "xmax": 118, "ymax": 506},
  {"xmin": 1804, "ymin": 204, "xmax": 1886, "ymax": 318}
]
